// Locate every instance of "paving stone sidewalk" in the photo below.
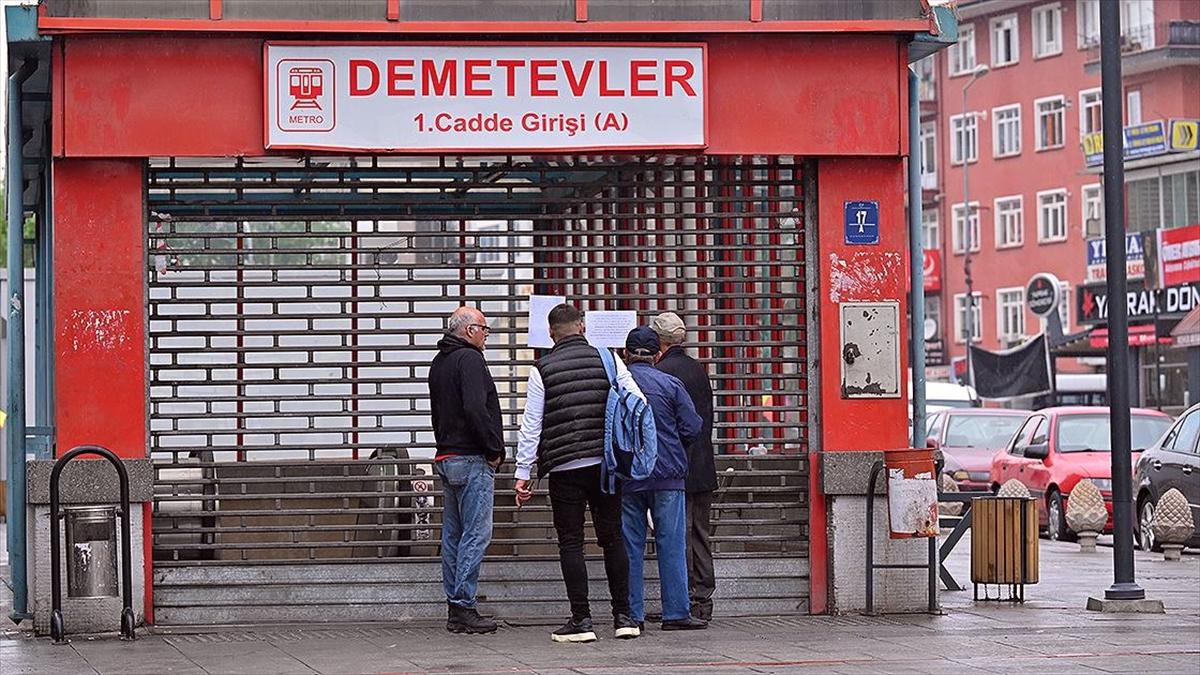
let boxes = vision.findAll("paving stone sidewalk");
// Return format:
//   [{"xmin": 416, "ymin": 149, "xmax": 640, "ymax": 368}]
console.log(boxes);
[{"xmin": 3, "ymin": 535, "xmax": 1198, "ymax": 674}]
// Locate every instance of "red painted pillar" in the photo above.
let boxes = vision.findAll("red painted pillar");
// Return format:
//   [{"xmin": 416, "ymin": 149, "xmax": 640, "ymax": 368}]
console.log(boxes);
[
  {"xmin": 53, "ymin": 157, "xmax": 151, "ymax": 620},
  {"xmin": 809, "ymin": 157, "xmax": 910, "ymax": 613}
]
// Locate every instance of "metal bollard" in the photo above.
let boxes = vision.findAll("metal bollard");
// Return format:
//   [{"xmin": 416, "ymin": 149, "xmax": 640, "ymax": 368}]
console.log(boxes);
[{"xmin": 49, "ymin": 445, "xmax": 137, "ymax": 644}]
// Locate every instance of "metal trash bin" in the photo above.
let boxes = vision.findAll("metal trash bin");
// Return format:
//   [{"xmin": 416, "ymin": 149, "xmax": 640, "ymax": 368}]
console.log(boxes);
[
  {"xmin": 970, "ymin": 496, "xmax": 1038, "ymax": 601},
  {"xmin": 64, "ymin": 506, "xmax": 120, "ymax": 598}
]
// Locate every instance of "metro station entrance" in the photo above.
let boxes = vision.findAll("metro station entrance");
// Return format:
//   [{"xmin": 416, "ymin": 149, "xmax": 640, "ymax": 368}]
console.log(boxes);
[{"xmin": 146, "ymin": 154, "xmax": 812, "ymax": 623}]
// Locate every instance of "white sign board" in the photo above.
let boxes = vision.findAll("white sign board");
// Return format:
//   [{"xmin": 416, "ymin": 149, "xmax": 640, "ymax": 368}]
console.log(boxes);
[
  {"xmin": 527, "ymin": 294, "xmax": 565, "ymax": 349},
  {"xmin": 265, "ymin": 43, "xmax": 707, "ymax": 152},
  {"xmin": 585, "ymin": 311, "xmax": 638, "ymax": 349}
]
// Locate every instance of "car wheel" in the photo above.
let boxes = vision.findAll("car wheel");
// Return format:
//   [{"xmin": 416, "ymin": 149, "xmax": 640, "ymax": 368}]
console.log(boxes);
[
  {"xmin": 1047, "ymin": 490, "xmax": 1069, "ymax": 542},
  {"xmin": 1138, "ymin": 497, "xmax": 1161, "ymax": 552}
]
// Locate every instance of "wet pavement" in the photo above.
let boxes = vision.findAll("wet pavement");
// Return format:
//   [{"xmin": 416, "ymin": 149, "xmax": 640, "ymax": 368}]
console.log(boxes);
[{"xmin": 2, "ymin": 531, "xmax": 1198, "ymax": 674}]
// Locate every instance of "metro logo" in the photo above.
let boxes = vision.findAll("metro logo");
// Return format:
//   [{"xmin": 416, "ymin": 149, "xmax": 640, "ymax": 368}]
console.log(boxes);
[{"xmin": 275, "ymin": 59, "xmax": 335, "ymax": 133}]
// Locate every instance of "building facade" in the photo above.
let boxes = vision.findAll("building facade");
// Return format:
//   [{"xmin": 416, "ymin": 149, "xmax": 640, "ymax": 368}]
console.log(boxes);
[{"xmin": 919, "ymin": 0, "xmax": 1199, "ymax": 412}]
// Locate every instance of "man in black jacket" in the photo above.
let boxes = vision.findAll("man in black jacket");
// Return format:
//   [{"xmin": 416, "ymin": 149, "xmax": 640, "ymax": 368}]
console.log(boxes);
[
  {"xmin": 651, "ymin": 312, "xmax": 718, "ymax": 621},
  {"xmin": 428, "ymin": 306, "xmax": 503, "ymax": 634}
]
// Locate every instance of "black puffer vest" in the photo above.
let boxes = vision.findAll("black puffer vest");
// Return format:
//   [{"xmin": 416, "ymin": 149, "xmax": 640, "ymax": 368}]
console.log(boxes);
[{"xmin": 535, "ymin": 334, "xmax": 611, "ymax": 477}]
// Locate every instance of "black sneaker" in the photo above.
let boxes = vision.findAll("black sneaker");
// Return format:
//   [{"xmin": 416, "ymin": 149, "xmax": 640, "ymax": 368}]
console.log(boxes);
[
  {"xmin": 614, "ymin": 614, "xmax": 641, "ymax": 639},
  {"xmin": 662, "ymin": 616, "xmax": 708, "ymax": 631},
  {"xmin": 447, "ymin": 605, "xmax": 498, "ymax": 634},
  {"xmin": 551, "ymin": 616, "xmax": 597, "ymax": 643}
]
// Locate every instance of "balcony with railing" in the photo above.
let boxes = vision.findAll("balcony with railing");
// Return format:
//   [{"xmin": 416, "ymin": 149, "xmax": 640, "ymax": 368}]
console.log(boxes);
[{"xmin": 1085, "ymin": 21, "xmax": 1200, "ymax": 75}]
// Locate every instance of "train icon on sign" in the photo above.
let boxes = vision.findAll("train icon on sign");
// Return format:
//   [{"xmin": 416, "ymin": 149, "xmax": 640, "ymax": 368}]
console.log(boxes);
[
  {"xmin": 275, "ymin": 59, "xmax": 335, "ymax": 133},
  {"xmin": 288, "ymin": 67, "xmax": 325, "ymax": 110}
]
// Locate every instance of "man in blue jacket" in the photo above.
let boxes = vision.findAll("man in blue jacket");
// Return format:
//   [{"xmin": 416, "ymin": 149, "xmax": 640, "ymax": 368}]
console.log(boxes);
[{"xmin": 620, "ymin": 326, "xmax": 708, "ymax": 632}]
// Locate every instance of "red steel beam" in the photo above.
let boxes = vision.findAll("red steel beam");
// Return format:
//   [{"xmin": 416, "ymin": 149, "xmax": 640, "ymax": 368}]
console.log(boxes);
[{"xmin": 38, "ymin": 17, "xmax": 932, "ymax": 35}]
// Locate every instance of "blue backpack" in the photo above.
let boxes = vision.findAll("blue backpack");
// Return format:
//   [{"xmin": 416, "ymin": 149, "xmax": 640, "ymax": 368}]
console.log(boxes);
[{"xmin": 596, "ymin": 347, "xmax": 658, "ymax": 495}]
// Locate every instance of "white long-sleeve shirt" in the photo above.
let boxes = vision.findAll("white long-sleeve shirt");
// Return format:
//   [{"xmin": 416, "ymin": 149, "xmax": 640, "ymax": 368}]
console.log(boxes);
[{"xmin": 515, "ymin": 354, "xmax": 644, "ymax": 481}]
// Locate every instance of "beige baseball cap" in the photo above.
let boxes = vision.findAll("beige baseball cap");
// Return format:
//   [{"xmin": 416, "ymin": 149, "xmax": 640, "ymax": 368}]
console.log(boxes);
[{"xmin": 650, "ymin": 312, "xmax": 686, "ymax": 338}]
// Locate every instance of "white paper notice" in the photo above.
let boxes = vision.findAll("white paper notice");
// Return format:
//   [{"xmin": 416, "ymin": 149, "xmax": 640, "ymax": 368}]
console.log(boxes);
[
  {"xmin": 585, "ymin": 311, "xmax": 638, "ymax": 349},
  {"xmin": 527, "ymin": 295, "xmax": 565, "ymax": 348}
]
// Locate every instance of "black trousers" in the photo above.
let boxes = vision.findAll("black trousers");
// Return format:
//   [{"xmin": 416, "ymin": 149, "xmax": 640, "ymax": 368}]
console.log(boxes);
[
  {"xmin": 548, "ymin": 463, "xmax": 630, "ymax": 621},
  {"xmin": 686, "ymin": 490, "xmax": 716, "ymax": 619}
]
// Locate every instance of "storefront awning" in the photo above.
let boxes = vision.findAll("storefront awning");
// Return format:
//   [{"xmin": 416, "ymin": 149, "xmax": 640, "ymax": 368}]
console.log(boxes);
[
  {"xmin": 1171, "ymin": 305, "xmax": 1200, "ymax": 348},
  {"xmin": 1089, "ymin": 324, "xmax": 1175, "ymax": 349}
]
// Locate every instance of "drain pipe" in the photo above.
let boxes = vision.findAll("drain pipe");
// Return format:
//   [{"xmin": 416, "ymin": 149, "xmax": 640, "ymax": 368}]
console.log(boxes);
[
  {"xmin": 907, "ymin": 67, "xmax": 927, "ymax": 450},
  {"xmin": 7, "ymin": 56, "xmax": 39, "ymax": 623}
]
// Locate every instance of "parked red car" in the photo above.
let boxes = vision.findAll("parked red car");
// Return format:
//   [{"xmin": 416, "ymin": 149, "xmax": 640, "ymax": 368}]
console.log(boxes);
[
  {"xmin": 989, "ymin": 406, "xmax": 1174, "ymax": 540},
  {"xmin": 926, "ymin": 408, "xmax": 1032, "ymax": 492}
]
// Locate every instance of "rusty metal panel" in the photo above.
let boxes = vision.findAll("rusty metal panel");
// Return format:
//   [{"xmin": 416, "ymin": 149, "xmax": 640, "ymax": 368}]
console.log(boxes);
[
  {"xmin": 42, "ymin": 0, "xmax": 208, "ymax": 19},
  {"xmin": 399, "ymin": 0, "xmax": 574, "ymax": 22},
  {"xmin": 222, "ymin": 0, "xmax": 387, "ymax": 21},
  {"xmin": 763, "ymin": 0, "xmax": 925, "ymax": 21},
  {"xmin": 146, "ymin": 155, "xmax": 807, "ymax": 568},
  {"xmin": 588, "ymin": 0, "xmax": 747, "ymax": 22}
]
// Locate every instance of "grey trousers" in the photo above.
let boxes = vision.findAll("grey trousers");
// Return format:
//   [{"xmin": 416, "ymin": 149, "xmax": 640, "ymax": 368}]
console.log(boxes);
[{"xmin": 686, "ymin": 490, "xmax": 716, "ymax": 619}]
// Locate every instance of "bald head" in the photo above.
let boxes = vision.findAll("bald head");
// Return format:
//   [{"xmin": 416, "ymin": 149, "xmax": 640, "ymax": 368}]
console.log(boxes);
[{"xmin": 448, "ymin": 306, "xmax": 489, "ymax": 348}]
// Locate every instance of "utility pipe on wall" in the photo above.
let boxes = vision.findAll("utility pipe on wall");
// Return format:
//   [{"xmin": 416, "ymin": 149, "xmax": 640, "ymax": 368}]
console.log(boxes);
[{"xmin": 6, "ymin": 56, "xmax": 38, "ymax": 622}]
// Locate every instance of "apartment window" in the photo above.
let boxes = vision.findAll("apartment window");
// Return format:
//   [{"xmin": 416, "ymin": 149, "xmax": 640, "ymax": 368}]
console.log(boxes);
[
  {"xmin": 995, "ymin": 196, "xmax": 1024, "ymax": 248},
  {"xmin": 949, "ymin": 23, "xmax": 977, "ymax": 76},
  {"xmin": 950, "ymin": 113, "xmax": 979, "ymax": 165},
  {"xmin": 1080, "ymin": 89, "xmax": 1103, "ymax": 136},
  {"xmin": 1082, "ymin": 183, "xmax": 1104, "ymax": 237},
  {"xmin": 991, "ymin": 14, "xmax": 1020, "ymax": 67},
  {"xmin": 997, "ymin": 288, "xmax": 1026, "ymax": 343},
  {"xmin": 920, "ymin": 120, "xmax": 938, "ymax": 186},
  {"xmin": 954, "ymin": 292, "xmax": 984, "ymax": 344},
  {"xmin": 1035, "ymin": 96, "xmax": 1066, "ymax": 150},
  {"xmin": 917, "ymin": 55, "xmax": 936, "ymax": 102},
  {"xmin": 1033, "ymin": 3, "xmax": 1063, "ymax": 58},
  {"xmin": 1126, "ymin": 169, "xmax": 1200, "ymax": 233},
  {"xmin": 925, "ymin": 296, "xmax": 941, "ymax": 338},
  {"xmin": 1077, "ymin": 0, "xmax": 1100, "ymax": 48},
  {"xmin": 1127, "ymin": 89, "xmax": 1142, "ymax": 125},
  {"xmin": 922, "ymin": 209, "xmax": 941, "ymax": 250},
  {"xmin": 1037, "ymin": 189, "xmax": 1069, "ymax": 242},
  {"xmin": 952, "ymin": 202, "xmax": 981, "ymax": 254},
  {"xmin": 992, "ymin": 105, "xmax": 1022, "ymax": 158},
  {"xmin": 1122, "ymin": 0, "xmax": 1156, "ymax": 50}
]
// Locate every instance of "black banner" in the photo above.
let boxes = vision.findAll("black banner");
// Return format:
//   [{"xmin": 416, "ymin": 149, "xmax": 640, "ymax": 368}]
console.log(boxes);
[{"xmin": 969, "ymin": 334, "xmax": 1052, "ymax": 400}]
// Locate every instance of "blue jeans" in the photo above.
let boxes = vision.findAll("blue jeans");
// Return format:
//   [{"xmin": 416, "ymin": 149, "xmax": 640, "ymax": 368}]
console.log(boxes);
[
  {"xmin": 621, "ymin": 489, "xmax": 690, "ymax": 622},
  {"xmin": 435, "ymin": 455, "xmax": 495, "ymax": 609}
]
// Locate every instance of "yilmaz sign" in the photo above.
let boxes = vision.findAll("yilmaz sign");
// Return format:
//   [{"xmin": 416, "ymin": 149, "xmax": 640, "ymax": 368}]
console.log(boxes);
[{"xmin": 265, "ymin": 43, "xmax": 707, "ymax": 152}]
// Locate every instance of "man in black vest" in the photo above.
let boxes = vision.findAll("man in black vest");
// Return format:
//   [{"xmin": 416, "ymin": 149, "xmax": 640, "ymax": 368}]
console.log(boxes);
[
  {"xmin": 514, "ymin": 303, "xmax": 644, "ymax": 643},
  {"xmin": 651, "ymin": 312, "xmax": 718, "ymax": 621}
]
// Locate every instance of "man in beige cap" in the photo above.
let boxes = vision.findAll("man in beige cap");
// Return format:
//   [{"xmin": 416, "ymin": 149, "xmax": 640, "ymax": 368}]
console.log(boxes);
[{"xmin": 650, "ymin": 312, "xmax": 717, "ymax": 621}]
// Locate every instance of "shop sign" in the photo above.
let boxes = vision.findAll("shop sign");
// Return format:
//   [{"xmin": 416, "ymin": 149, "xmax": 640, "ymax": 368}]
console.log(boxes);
[
  {"xmin": 265, "ymin": 43, "xmax": 706, "ymax": 151},
  {"xmin": 1157, "ymin": 224, "xmax": 1200, "ymax": 289},
  {"xmin": 1170, "ymin": 119, "xmax": 1199, "ymax": 152},
  {"xmin": 925, "ymin": 338, "xmax": 946, "ymax": 366},
  {"xmin": 1124, "ymin": 121, "xmax": 1169, "ymax": 160},
  {"xmin": 1076, "ymin": 280, "xmax": 1200, "ymax": 325},
  {"xmin": 1081, "ymin": 119, "xmax": 1198, "ymax": 167},
  {"xmin": 923, "ymin": 250, "xmax": 941, "ymax": 293},
  {"xmin": 1088, "ymin": 325, "xmax": 1171, "ymax": 349},
  {"xmin": 1085, "ymin": 233, "xmax": 1145, "ymax": 283},
  {"xmin": 1026, "ymin": 273, "xmax": 1061, "ymax": 318}
]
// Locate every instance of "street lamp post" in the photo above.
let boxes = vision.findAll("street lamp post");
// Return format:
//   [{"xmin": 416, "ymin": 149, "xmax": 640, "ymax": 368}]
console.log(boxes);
[
  {"xmin": 1098, "ymin": 0, "xmax": 1145, "ymax": 604},
  {"xmin": 960, "ymin": 65, "xmax": 988, "ymax": 385}
]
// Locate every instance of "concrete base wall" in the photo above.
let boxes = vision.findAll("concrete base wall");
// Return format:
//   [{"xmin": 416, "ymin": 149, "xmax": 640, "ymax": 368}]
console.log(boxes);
[
  {"xmin": 828, "ymin": 496, "xmax": 933, "ymax": 614},
  {"xmin": 27, "ymin": 505, "xmax": 147, "ymax": 636}
]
